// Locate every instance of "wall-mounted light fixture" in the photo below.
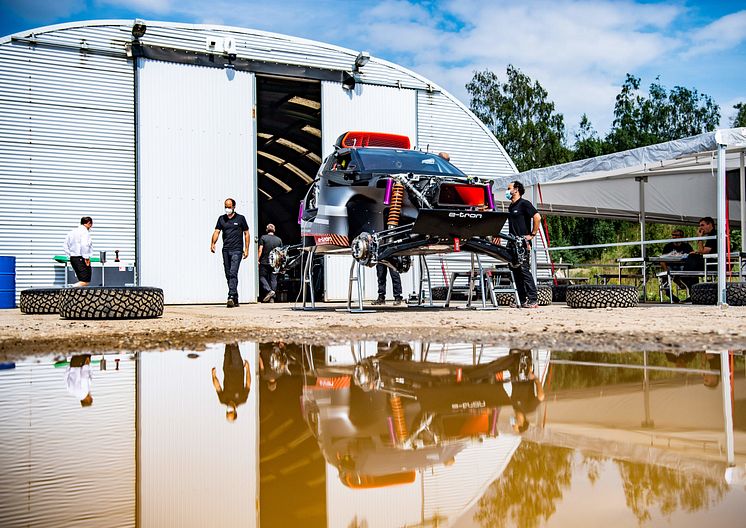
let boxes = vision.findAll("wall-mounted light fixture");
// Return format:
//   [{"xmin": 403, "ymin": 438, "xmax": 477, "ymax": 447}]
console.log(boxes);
[
  {"xmin": 131, "ymin": 19, "xmax": 147, "ymax": 39},
  {"xmin": 354, "ymin": 51, "xmax": 370, "ymax": 71}
]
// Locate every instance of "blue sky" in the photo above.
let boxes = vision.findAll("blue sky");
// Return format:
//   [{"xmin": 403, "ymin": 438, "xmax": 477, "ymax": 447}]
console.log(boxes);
[{"xmin": 1, "ymin": 0, "xmax": 744, "ymax": 139}]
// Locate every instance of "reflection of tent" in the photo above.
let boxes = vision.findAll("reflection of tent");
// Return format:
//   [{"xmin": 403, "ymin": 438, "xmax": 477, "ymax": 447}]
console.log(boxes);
[{"xmin": 503, "ymin": 128, "xmax": 746, "ymax": 305}]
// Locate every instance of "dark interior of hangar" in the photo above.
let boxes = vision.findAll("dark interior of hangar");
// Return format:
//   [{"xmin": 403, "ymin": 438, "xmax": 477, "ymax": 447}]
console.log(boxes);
[{"xmin": 256, "ymin": 76, "xmax": 322, "ymax": 300}]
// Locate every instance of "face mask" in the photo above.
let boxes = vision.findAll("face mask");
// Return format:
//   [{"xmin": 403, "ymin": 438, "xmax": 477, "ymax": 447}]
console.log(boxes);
[
  {"xmin": 225, "ymin": 208, "xmax": 234, "ymax": 215},
  {"xmin": 505, "ymin": 190, "xmax": 512, "ymax": 200}
]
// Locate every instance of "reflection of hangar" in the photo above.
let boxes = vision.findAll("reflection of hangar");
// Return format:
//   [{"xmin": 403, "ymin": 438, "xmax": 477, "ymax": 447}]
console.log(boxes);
[{"xmin": 0, "ymin": 20, "xmax": 517, "ymax": 303}]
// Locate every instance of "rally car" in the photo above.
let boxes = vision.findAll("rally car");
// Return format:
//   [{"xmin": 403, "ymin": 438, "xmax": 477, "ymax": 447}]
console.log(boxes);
[
  {"xmin": 300, "ymin": 344, "xmax": 524, "ymax": 488},
  {"xmin": 270, "ymin": 131, "xmax": 528, "ymax": 274}
]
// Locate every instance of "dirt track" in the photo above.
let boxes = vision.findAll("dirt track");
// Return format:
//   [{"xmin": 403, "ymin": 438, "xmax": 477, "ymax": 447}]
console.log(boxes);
[{"xmin": 2, "ymin": 301, "xmax": 746, "ymax": 359}]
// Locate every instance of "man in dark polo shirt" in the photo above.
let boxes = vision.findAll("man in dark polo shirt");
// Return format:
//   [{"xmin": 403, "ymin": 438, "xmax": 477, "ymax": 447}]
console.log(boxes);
[
  {"xmin": 211, "ymin": 198, "xmax": 250, "ymax": 307},
  {"xmin": 211, "ymin": 343, "xmax": 250, "ymax": 422},
  {"xmin": 257, "ymin": 223, "xmax": 283, "ymax": 302},
  {"xmin": 505, "ymin": 181, "xmax": 541, "ymax": 308}
]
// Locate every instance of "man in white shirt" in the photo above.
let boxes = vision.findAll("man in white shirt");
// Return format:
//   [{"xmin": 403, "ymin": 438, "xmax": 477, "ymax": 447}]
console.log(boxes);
[
  {"xmin": 64, "ymin": 216, "xmax": 93, "ymax": 287},
  {"xmin": 65, "ymin": 354, "xmax": 93, "ymax": 407}
]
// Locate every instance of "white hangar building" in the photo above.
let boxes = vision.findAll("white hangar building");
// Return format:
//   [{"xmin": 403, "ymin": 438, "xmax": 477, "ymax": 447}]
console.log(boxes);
[{"xmin": 0, "ymin": 20, "xmax": 519, "ymax": 303}]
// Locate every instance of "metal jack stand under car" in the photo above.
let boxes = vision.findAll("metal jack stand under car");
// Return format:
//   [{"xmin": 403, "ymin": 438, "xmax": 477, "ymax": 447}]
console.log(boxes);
[
  {"xmin": 292, "ymin": 246, "xmax": 318, "ymax": 311},
  {"xmin": 444, "ymin": 252, "xmax": 499, "ymax": 310},
  {"xmin": 338, "ymin": 259, "xmax": 376, "ymax": 313}
]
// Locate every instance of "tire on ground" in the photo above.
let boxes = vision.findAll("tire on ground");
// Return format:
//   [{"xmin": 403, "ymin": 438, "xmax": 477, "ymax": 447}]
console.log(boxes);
[
  {"xmin": 20, "ymin": 288, "xmax": 62, "ymax": 314},
  {"xmin": 690, "ymin": 282, "xmax": 746, "ymax": 306},
  {"xmin": 537, "ymin": 286, "xmax": 552, "ymax": 306},
  {"xmin": 552, "ymin": 284, "xmax": 568, "ymax": 303},
  {"xmin": 566, "ymin": 284, "xmax": 638, "ymax": 309},
  {"xmin": 59, "ymin": 287, "xmax": 164, "ymax": 319}
]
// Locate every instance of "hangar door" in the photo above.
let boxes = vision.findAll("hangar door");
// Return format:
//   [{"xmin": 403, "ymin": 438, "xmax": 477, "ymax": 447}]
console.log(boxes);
[
  {"xmin": 138, "ymin": 60, "xmax": 256, "ymax": 304},
  {"xmin": 321, "ymin": 82, "xmax": 417, "ymax": 301}
]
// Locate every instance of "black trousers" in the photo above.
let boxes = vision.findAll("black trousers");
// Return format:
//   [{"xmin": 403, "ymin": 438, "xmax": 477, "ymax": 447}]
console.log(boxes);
[
  {"xmin": 259, "ymin": 263, "xmax": 277, "ymax": 295},
  {"xmin": 70, "ymin": 256, "xmax": 92, "ymax": 282},
  {"xmin": 222, "ymin": 249, "xmax": 242, "ymax": 300},
  {"xmin": 376, "ymin": 263, "xmax": 402, "ymax": 299},
  {"xmin": 511, "ymin": 255, "xmax": 537, "ymax": 304}
]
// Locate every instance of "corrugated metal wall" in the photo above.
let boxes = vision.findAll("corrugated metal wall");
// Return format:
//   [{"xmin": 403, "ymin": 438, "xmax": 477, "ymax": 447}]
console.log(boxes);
[
  {"xmin": 417, "ymin": 91, "xmax": 516, "ymax": 180},
  {"xmin": 137, "ymin": 59, "xmax": 256, "ymax": 304},
  {"xmin": 138, "ymin": 344, "xmax": 258, "ymax": 527},
  {"xmin": 0, "ymin": 40, "xmax": 135, "ymax": 294}
]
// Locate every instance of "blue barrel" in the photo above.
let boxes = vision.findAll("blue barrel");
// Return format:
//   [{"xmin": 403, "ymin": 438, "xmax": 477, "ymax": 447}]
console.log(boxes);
[{"xmin": 0, "ymin": 256, "xmax": 16, "ymax": 309}]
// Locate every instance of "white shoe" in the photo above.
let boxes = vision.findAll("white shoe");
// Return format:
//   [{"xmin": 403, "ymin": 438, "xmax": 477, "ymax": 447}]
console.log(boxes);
[{"xmin": 262, "ymin": 290, "xmax": 276, "ymax": 302}]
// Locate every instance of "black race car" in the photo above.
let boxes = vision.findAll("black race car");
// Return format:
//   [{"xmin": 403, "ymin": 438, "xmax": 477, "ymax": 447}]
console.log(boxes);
[{"xmin": 270, "ymin": 131, "xmax": 527, "ymax": 274}]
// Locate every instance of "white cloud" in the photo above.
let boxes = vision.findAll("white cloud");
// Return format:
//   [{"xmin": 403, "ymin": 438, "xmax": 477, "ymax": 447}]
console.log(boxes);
[{"xmin": 684, "ymin": 10, "xmax": 746, "ymax": 58}]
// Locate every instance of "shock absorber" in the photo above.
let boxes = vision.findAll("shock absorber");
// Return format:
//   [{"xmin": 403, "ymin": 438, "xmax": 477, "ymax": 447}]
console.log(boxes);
[
  {"xmin": 387, "ymin": 183, "xmax": 405, "ymax": 228},
  {"xmin": 389, "ymin": 394, "xmax": 409, "ymax": 443}
]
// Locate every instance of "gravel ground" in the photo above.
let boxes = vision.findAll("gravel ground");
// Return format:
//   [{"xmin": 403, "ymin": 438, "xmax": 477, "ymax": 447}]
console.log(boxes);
[{"xmin": 2, "ymin": 301, "xmax": 746, "ymax": 359}]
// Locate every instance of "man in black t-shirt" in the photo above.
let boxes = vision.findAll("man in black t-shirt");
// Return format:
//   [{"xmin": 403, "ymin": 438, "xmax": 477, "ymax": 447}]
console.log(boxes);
[
  {"xmin": 504, "ymin": 181, "xmax": 541, "ymax": 308},
  {"xmin": 507, "ymin": 350, "xmax": 545, "ymax": 434},
  {"xmin": 211, "ymin": 343, "xmax": 250, "ymax": 422},
  {"xmin": 211, "ymin": 198, "xmax": 250, "ymax": 307},
  {"xmin": 258, "ymin": 224, "xmax": 283, "ymax": 302},
  {"xmin": 682, "ymin": 217, "xmax": 717, "ymax": 290}
]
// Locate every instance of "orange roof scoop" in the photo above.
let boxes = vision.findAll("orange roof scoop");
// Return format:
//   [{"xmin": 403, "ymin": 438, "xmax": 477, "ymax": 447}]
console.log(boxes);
[{"xmin": 336, "ymin": 131, "xmax": 411, "ymax": 149}]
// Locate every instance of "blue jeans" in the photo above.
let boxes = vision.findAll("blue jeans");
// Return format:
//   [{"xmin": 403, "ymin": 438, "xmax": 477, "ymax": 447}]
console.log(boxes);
[{"xmin": 222, "ymin": 250, "xmax": 242, "ymax": 300}]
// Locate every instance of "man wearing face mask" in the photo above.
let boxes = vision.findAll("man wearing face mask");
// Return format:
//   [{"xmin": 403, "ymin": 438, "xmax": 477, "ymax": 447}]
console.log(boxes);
[
  {"xmin": 211, "ymin": 198, "xmax": 250, "ymax": 307},
  {"xmin": 504, "ymin": 181, "xmax": 541, "ymax": 308}
]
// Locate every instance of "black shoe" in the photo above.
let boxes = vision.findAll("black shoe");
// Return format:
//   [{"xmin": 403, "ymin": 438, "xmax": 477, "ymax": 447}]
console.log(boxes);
[
  {"xmin": 393, "ymin": 297, "xmax": 403, "ymax": 306},
  {"xmin": 233, "ymin": 299, "xmax": 240, "ymax": 307},
  {"xmin": 226, "ymin": 298, "xmax": 235, "ymax": 308},
  {"xmin": 671, "ymin": 294, "xmax": 680, "ymax": 304},
  {"xmin": 371, "ymin": 298, "xmax": 386, "ymax": 305}
]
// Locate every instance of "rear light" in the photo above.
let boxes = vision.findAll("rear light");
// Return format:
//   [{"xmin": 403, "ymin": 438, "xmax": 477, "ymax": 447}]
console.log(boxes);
[{"xmin": 438, "ymin": 183, "xmax": 489, "ymax": 207}]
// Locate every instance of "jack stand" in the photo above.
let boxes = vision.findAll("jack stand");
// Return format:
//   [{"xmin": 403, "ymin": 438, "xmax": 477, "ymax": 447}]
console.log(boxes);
[
  {"xmin": 460, "ymin": 253, "xmax": 497, "ymax": 310},
  {"xmin": 414, "ymin": 254, "xmax": 435, "ymax": 307},
  {"xmin": 293, "ymin": 246, "xmax": 318, "ymax": 311},
  {"xmin": 339, "ymin": 259, "xmax": 375, "ymax": 313}
]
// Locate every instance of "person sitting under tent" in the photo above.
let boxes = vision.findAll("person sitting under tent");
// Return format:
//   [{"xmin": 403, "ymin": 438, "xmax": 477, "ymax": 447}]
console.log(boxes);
[{"xmin": 681, "ymin": 217, "xmax": 717, "ymax": 290}]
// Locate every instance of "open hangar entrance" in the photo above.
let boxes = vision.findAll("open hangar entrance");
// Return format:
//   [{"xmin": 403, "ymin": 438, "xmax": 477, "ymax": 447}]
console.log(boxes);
[{"xmin": 255, "ymin": 76, "xmax": 321, "ymax": 302}]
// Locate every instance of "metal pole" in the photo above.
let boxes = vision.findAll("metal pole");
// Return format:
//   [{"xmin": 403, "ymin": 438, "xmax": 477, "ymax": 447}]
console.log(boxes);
[
  {"xmin": 717, "ymin": 144, "xmax": 727, "ymax": 306},
  {"xmin": 637, "ymin": 176, "xmax": 647, "ymax": 299},
  {"xmin": 531, "ymin": 185, "xmax": 538, "ymax": 284},
  {"xmin": 738, "ymin": 151, "xmax": 746, "ymax": 256},
  {"xmin": 719, "ymin": 350, "xmax": 735, "ymax": 466}
]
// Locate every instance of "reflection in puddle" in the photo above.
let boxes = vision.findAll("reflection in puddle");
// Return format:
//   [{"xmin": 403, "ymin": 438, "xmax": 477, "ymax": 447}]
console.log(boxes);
[{"xmin": 0, "ymin": 344, "xmax": 744, "ymax": 527}]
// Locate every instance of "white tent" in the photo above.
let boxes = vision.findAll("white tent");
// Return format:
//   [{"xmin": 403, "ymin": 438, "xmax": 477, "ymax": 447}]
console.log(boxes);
[{"xmin": 505, "ymin": 128, "xmax": 746, "ymax": 305}]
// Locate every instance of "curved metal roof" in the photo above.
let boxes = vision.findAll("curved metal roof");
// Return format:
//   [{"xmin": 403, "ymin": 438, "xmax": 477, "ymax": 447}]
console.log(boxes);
[{"xmin": 1, "ymin": 19, "xmax": 516, "ymax": 174}]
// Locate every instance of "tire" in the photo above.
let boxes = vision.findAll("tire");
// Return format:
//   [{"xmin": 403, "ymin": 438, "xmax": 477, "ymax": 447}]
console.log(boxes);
[
  {"xmin": 19, "ymin": 288, "xmax": 62, "ymax": 314},
  {"xmin": 566, "ymin": 284, "xmax": 638, "ymax": 309},
  {"xmin": 552, "ymin": 284, "xmax": 568, "ymax": 303},
  {"xmin": 537, "ymin": 286, "xmax": 552, "ymax": 306},
  {"xmin": 59, "ymin": 287, "xmax": 164, "ymax": 319},
  {"xmin": 431, "ymin": 286, "xmax": 449, "ymax": 301},
  {"xmin": 690, "ymin": 282, "xmax": 746, "ymax": 306},
  {"xmin": 495, "ymin": 292, "xmax": 519, "ymax": 306}
]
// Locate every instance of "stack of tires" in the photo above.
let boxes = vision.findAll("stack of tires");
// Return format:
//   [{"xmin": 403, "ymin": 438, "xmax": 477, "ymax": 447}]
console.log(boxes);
[{"xmin": 19, "ymin": 287, "xmax": 164, "ymax": 319}]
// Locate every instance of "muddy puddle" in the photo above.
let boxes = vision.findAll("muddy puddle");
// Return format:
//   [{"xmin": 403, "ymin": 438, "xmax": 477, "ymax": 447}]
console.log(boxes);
[{"xmin": 0, "ymin": 343, "xmax": 744, "ymax": 527}]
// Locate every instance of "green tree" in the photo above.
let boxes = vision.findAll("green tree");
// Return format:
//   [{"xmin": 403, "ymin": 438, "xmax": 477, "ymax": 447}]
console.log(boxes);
[
  {"xmin": 475, "ymin": 442, "xmax": 573, "ymax": 528},
  {"xmin": 733, "ymin": 102, "xmax": 746, "ymax": 127},
  {"xmin": 606, "ymin": 75, "xmax": 720, "ymax": 151},
  {"xmin": 572, "ymin": 114, "xmax": 606, "ymax": 161},
  {"xmin": 466, "ymin": 65, "xmax": 571, "ymax": 172}
]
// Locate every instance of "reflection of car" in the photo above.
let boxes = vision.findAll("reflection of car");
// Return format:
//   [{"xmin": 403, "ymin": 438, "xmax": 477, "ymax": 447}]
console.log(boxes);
[
  {"xmin": 301, "ymin": 345, "xmax": 518, "ymax": 488},
  {"xmin": 270, "ymin": 131, "xmax": 528, "ymax": 273}
]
